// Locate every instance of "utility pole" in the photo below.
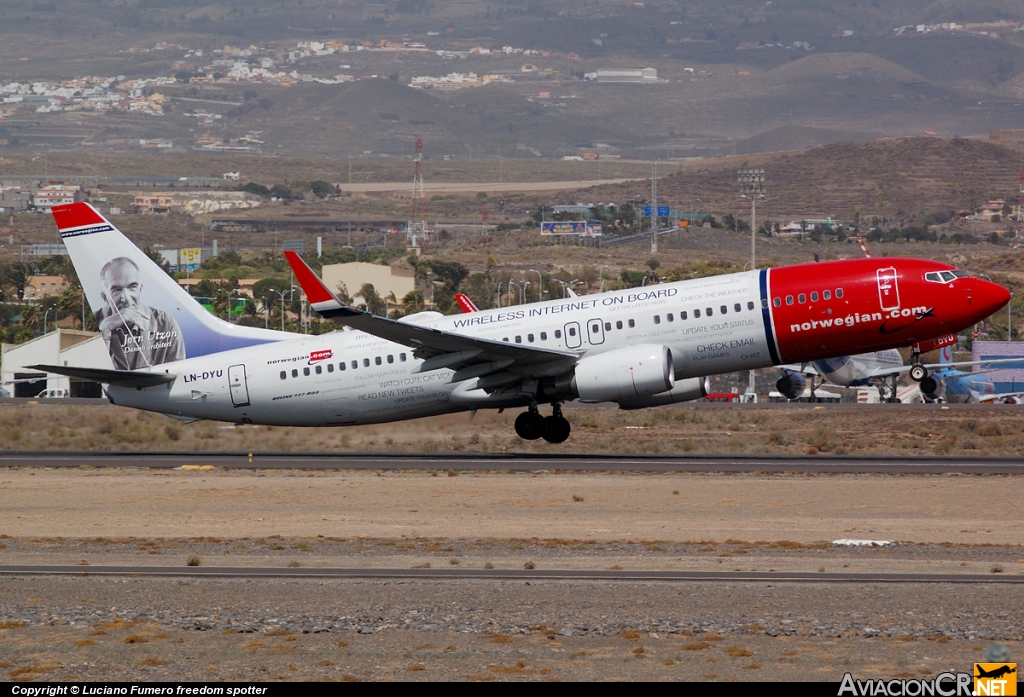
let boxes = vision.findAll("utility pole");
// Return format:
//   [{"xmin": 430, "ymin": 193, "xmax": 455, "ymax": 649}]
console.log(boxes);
[{"xmin": 651, "ymin": 158, "xmax": 659, "ymax": 253}]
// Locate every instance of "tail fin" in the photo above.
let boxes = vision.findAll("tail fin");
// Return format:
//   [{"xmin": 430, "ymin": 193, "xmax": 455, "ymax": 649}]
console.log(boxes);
[{"xmin": 53, "ymin": 202, "xmax": 289, "ymax": 370}]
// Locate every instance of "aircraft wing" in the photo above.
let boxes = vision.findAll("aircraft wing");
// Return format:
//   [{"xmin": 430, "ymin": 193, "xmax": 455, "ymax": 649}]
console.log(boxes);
[
  {"xmin": 28, "ymin": 364, "xmax": 176, "ymax": 389},
  {"xmin": 285, "ymin": 252, "xmax": 579, "ymax": 378},
  {"xmin": 922, "ymin": 358, "xmax": 1024, "ymax": 370},
  {"xmin": 778, "ymin": 364, "xmax": 821, "ymax": 377}
]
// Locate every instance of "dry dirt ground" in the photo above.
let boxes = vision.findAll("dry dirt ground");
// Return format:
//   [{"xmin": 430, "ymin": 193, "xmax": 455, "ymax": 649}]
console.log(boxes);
[{"xmin": 2, "ymin": 462, "xmax": 1024, "ymax": 681}]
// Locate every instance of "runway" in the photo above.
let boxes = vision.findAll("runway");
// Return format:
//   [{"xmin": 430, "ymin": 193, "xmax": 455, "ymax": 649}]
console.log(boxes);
[
  {"xmin": 1, "ymin": 565, "xmax": 1022, "ymax": 583},
  {"xmin": 3, "ymin": 450, "xmax": 1024, "ymax": 474}
]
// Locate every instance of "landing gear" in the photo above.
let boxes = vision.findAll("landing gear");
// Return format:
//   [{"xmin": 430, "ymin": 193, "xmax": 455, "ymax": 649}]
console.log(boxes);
[
  {"xmin": 542, "ymin": 403, "xmax": 571, "ymax": 444},
  {"xmin": 883, "ymin": 373, "xmax": 902, "ymax": 403},
  {"xmin": 514, "ymin": 408, "xmax": 545, "ymax": 440},
  {"xmin": 909, "ymin": 364, "xmax": 929, "ymax": 382},
  {"xmin": 514, "ymin": 404, "xmax": 571, "ymax": 443}
]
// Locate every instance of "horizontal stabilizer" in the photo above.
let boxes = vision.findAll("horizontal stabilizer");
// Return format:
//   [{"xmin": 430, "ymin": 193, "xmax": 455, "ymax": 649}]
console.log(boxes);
[{"xmin": 29, "ymin": 364, "xmax": 175, "ymax": 389}]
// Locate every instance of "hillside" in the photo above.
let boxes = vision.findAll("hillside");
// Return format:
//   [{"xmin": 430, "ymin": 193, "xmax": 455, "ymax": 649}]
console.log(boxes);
[{"xmin": 584, "ymin": 137, "xmax": 1024, "ymax": 222}]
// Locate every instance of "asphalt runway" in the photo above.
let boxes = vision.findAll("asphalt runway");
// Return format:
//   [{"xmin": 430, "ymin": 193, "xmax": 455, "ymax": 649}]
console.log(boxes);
[
  {"xmin": 1, "ymin": 565, "xmax": 1022, "ymax": 583},
  {"xmin": 3, "ymin": 451, "xmax": 1024, "ymax": 473}
]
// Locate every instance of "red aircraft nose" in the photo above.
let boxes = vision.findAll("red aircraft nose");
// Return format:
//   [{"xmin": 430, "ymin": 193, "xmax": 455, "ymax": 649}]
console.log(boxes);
[{"xmin": 971, "ymin": 278, "xmax": 1011, "ymax": 319}]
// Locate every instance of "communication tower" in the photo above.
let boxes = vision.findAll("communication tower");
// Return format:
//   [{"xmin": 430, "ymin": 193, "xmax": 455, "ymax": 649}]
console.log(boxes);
[
  {"xmin": 1017, "ymin": 165, "xmax": 1024, "ymax": 246},
  {"xmin": 407, "ymin": 135, "xmax": 428, "ymax": 247}
]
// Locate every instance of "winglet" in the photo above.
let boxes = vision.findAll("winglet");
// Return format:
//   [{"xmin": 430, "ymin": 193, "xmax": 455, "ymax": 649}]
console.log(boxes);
[
  {"xmin": 283, "ymin": 250, "xmax": 364, "ymax": 318},
  {"xmin": 454, "ymin": 293, "xmax": 479, "ymax": 313}
]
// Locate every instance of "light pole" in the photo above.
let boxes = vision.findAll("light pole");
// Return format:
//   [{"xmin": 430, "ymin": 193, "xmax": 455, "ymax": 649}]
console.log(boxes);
[
  {"xmin": 529, "ymin": 269, "xmax": 542, "ymax": 302},
  {"xmin": 496, "ymin": 282, "xmax": 504, "ymax": 307},
  {"xmin": 520, "ymin": 281, "xmax": 530, "ymax": 306},
  {"xmin": 43, "ymin": 306, "xmax": 54, "ymax": 334},
  {"xmin": 263, "ymin": 298, "xmax": 269, "ymax": 329},
  {"xmin": 738, "ymin": 168, "xmax": 766, "ymax": 400},
  {"xmin": 598, "ymin": 264, "xmax": 609, "ymax": 293},
  {"xmin": 556, "ymin": 280, "xmax": 568, "ymax": 298},
  {"xmin": 508, "ymin": 280, "xmax": 519, "ymax": 306},
  {"xmin": 738, "ymin": 168, "xmax": 766, "ymax": 270},
  {"xmin": 269, "ymin": 287, "xmax": 295, "ymax": 333}
]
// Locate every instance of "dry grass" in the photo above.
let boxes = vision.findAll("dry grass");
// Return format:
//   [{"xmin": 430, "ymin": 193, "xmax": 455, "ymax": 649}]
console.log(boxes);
[
  {"xmin": 7, "ymin": 402, "xmax": 1024, "ymax": 458},
  {"xmin": 724, "ymin": 646, "xmax": 754, "ymax": 657}
]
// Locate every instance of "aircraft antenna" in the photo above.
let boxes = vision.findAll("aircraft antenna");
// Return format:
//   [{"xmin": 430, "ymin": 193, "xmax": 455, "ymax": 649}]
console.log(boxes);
[{"xmin": 407, "ymin": 135, "xmax": 428, "ymax": 250}]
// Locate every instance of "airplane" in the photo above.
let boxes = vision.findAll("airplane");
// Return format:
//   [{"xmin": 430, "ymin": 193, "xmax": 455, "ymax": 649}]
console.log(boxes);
[
  {"xmin": 32, "ymin": 202, "xmax": 1011, "ymax": 444},
  {"xmin": 775, "ymin": 338, "xmax": 1024, "ymax": 403}
]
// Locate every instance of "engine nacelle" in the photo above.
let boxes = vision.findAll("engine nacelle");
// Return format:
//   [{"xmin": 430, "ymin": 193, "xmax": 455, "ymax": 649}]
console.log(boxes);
[
  {"xmin": 775, "ymin": 372, "xmax": 807, "ymax": 400},
  {"xmin": 920, "ymin": 374, "xmax": 946, "ymax": 401},
  {"xmin": 573, "ymin": 345, "xmax": 674, "ymax": 402},
  {"xmin": 618, "ymin": 377, "xmax": 710, "ymax": 410}
]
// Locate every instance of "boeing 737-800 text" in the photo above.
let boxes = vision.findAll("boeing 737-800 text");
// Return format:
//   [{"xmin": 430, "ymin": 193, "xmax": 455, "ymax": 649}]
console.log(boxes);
[{"xmin": 34, "ymin": 203, "xmax": 1011, "ymax": 443}]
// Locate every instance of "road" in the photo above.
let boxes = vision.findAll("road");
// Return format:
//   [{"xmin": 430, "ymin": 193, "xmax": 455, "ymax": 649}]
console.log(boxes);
[{"xmin": 3, "ymin": 451, "xmax": 1024, "ymax": 474}]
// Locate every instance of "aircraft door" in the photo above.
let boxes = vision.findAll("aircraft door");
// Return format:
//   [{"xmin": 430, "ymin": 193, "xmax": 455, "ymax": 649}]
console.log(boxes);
[
  {"xmin": 564, "ymin": 321, "xmax": 582, "ymax": 349},
  {"xmin": 587, "ymin": 318, "xmax": 605, "ymax": 345},
  {"xmin": 228, "ymin": 364, "xmax": 250, "ymax": 407},
  {"xmin": 876, "ymin": 267, "xmax": 900, "ymax": 311}
]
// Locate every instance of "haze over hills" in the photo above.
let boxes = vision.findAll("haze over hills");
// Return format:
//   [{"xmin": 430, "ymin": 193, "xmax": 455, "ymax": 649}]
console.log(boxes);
[{"xmin": 0, "ymin": 0, "xmax": 1022, "ymax": 159}]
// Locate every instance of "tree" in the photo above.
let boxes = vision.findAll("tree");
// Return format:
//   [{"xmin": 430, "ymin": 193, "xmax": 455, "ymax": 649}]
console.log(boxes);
[
  {"xmin": 358, "ymin": 283, "xmax": 388, "ymax": 316},
  {"xmin": 270, "ymin": 184, "xmax": 293, "ymax": 200},
  {"xmin": 240, "ymin": 182, "xmax": 270, "ymax": 197},
  {"xmin": 309, "ymin": 180, "xmax": 334, "ymax": 199}
]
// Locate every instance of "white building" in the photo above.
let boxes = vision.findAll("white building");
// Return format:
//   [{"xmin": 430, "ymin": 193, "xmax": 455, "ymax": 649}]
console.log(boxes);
[
  {"xmin": 32, "ymin": 184, "xmax": 84, "ymax": 210},
  {"xmin": 1, "ymin": 329, "xmax": 111, "ymax": 398}
]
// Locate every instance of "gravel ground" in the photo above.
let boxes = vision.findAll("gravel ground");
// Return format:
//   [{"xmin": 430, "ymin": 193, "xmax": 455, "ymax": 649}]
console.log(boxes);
[{"xmin": 2, "ymin": 576, "xmax": 1021, "ymax": 682}]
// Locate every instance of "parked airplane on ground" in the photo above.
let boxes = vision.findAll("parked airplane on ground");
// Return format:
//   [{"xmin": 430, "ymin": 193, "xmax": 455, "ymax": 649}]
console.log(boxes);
[{"xmin": 34, "ymin": 203, "xmax": 1011, "ymax": 443}]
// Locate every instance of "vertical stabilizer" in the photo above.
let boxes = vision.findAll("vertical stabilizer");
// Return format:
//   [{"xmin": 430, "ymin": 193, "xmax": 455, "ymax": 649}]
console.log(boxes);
[{"xmin": 52, "ymin": 202, "xmax": 290, "ymax": 370}]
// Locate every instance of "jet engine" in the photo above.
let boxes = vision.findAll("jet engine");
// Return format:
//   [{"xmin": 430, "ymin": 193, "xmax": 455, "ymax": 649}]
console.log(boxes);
[
  {"xmin": 618, "ymin": 377, "xmax": 710, "ymax": 409},
  {"xmin": 919, "ymin": 373, "xmax": 946, "ymax": 401},
  {"xmin": 571, "ymin": 344, "xmax": 674, "ymax": 402},
  {"xmin": 775, "ymin": 372, "xmax": 806, "ymax": 400}
]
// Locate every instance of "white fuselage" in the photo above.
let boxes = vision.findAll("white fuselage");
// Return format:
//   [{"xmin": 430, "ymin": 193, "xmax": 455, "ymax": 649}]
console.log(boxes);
[{"xmin": 110, "ymin": 271, "xmax": 774, "ymax": 425}]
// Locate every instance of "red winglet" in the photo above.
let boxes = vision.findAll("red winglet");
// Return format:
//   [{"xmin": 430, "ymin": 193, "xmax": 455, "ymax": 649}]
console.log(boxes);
[
  {"xmin": 283, "ymin": 250, "xmax": 336, "ymax": 304},
  {"xmin": 51, "ymin": 202, "xmax": 105, "ymax": 231},
  {"xmin": 454, "ymin": 293, "xmax": 479, "ymax": 313}
]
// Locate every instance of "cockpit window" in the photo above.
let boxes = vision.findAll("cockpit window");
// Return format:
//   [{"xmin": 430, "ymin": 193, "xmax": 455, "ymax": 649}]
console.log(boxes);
[
  {"xmin": 940, "ymin": 271, "xmax": 956, "ymax": 282},
  {"xmin": 927, "ymin": 269, "xmax": 969, "ymax": 283}
]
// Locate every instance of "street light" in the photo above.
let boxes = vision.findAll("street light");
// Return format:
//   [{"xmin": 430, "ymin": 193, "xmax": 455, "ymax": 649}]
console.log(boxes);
[
  {"xmin": 520, "ymin": 281, "xmax": 530, "ymax": 305},
  {"xmin": 508, "ymin": 280, "xmax": 519, "ymax": 306},
  {"xmin": 598, "ymin": 264, "xmax": 609, "ymax": 293},
  {"xmin": 529, "ymin": 269, "xmax": 543, "ymax": 302},
  {"xmin": 496, "ymin": 281, "xmax": 504, "ymax": 307},
  {"xmin": 738, "ymin": 168, "xmax": 766, "ymax": 270},
  {"xmin": 43, "ymin": 306, "xmax": 55, "ymax": 335},
  {"xmin": 269, "ymin": 286, "xmax": 296, "ymax": 333},
  {"xmin": 263, "ymin": 297, "xmax": 270, "ymax": 329}
]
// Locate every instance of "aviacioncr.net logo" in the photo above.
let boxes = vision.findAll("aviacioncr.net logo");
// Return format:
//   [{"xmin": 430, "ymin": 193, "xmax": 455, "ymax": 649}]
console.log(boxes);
[{"xmin": 838, "ymin": 672, "xmax": 973, "ymax": 696}]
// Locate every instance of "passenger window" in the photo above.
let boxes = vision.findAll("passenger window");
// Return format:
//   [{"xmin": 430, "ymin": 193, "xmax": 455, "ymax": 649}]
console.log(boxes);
[
  {"xmin": 694, "ymin": 309, "xmax": 701, "ymax": 318},
  {"xmin": 680, "ymin": 311, "xmax": 687, "ymax": 320},
  {"xmin": 280, "ymin": 371, "xmax": 286, "ymax": 380},
  {"xmin": 351, "ymin": 360, "xmax": 358, "ymax": 369},
  {"xmin": 798, "ymin": 293, "xmax": 806, "ymax": 303},
  {"xmin": 515, "ymin": 335, "xmax": 522, "ymax": 343},
  {"xmin": 363, "ymin": 358, "xmax": 370, "ymax": 367},
  {"xmin": 616, "ymin": 320, "xmax": 623, "ymax": 329},
  {"xmin": 667, "ymin": 313, "xmax": 674, "ymax": 322},
  {"xmin": 786, "ymin": 296, "xmax": 794, "ymax": 305},
  {"xmin": 654, "ymin": 315, "xmax": 661, "ymax": 325},
  {"xmin": 706, "ymin": 307, "xmax": 713, "ymax": 316},
  {"xmin": 750, "ymin": 301, "xmax": 757, "ymax": 310},
  {"xmin": 823, "ymin": 290, "xmax": 831, "ymax": 300},
  {"xmin": 591, "ymin": 324, "xmax": 599, "ymax": 333},
  {"xmin": 387, "ymin": 355, "xmax": 394, "ymax": 363},
  {"xmin": 720, "ymin": 305, "xmax": 727, "ymax": 314},
  {"xmin": 528, "ymin": 334, "xmax": 535, "ymax": 343},
  {"xmin": 773, "ymin": 297, "xmax": 781, "ymax": 307},
  {"xmin": 375, "ymin": 356, "xmax": 382, "ymax": 365},
  {"xmin": 315, "ymin": 365, "xmax": 322, "ymax": 374},
  {"xmin": 555, "ymin": 330, "xmax": 562, "ymax": 338},
  {"xmin": 568, "ymin": 327, "xmax": 576, "ymax": 336},
  {"xmin": 836, "ymin": 288, "xmax": 844, "ymax": 298},
  {"xmin": 810, "ymin": 292, "xmax": 818, "ymax": 302},
  {"xmin": 303, "ymin": 367, "xmax": 310, "ymax": 376},
  {"xmin": 540, "ymin": 332, "xmax": 547, "ymax": 340},
  {"xmin": 628, "ymin": 319, "xmax": 635, "ymax": 328},
  {"xmin": 604, "ymin": 322, "xmax": 611, "ymax": 331},
  {"xmin": 292, "ymin": 369, "xmax": 298, "ymax": 378},
  {"xmin": 735, "ymin": 303, "xmax": 741, "ymax": 312},
  {"xmin": 340, "ymin": 362, "xmax": 346, "ymax": 371},
  {"xmin": 400, "ymin": 353, "xmax": 407, "ymax": 361},
  {"xmin": 327, "ymin": 363, "xmax": 334, "ymax": 373},
  {"xmin": 503, "ymin": 337, "xmax": 509, "ymax": 342}
]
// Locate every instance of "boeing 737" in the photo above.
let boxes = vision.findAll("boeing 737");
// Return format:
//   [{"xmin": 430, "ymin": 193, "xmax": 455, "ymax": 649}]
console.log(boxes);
[{"xmin": 33, "ymin": 203, "xmax": 1011, "ymax": 443}]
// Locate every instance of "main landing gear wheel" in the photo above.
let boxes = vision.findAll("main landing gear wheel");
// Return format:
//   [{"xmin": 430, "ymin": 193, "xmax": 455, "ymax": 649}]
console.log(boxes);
[
  {"xmin": 909, "ymin": 365, "xmax": 929, "ymax": 382},
  {"xmin": 514, "ymin": 410, "xmax": 546, "ymax": 440},
  {"xmin": 542, "ymin": 415, "xmax": 571, "ymax": 444}
]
